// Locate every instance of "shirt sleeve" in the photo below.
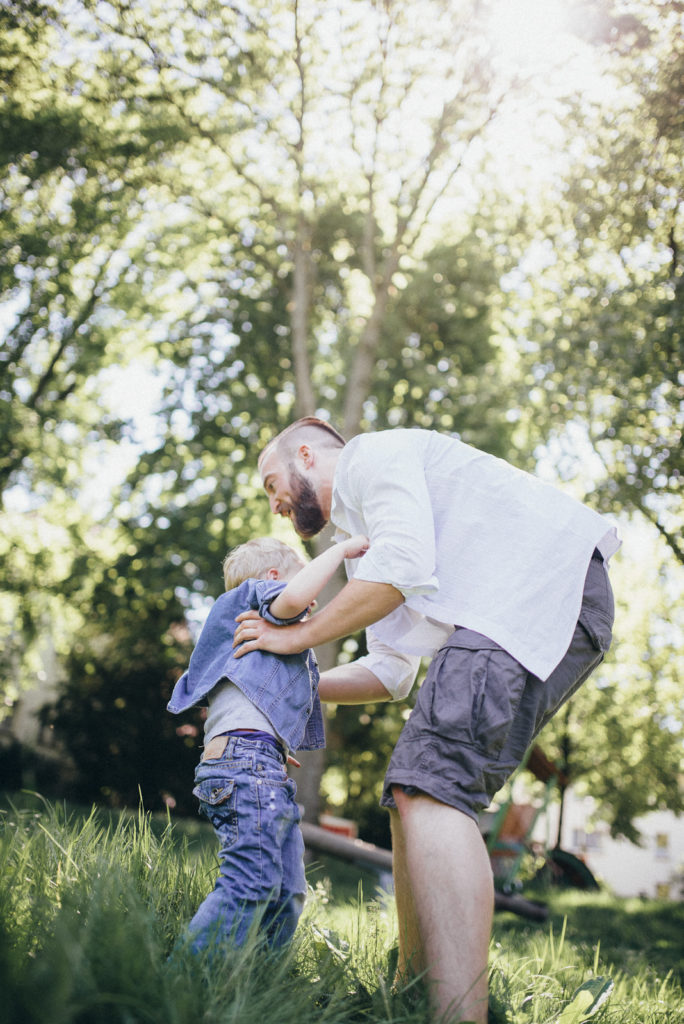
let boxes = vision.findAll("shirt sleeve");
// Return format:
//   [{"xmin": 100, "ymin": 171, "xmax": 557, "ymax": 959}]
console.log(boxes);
[
  {"xmin": 338, "ymin": 435, "xmax": 440, "ymax": 599},
  {"xmin": 354, "ymin": 624, "xmax": 421, "ymax": 700},
  {"xmin": 255, "ymin": 579, "xmax": 308, "ymax": 626}
]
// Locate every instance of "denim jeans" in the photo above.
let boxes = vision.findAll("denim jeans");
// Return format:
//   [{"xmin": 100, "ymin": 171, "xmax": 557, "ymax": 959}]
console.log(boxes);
[{"xmin": 187, "ymin": 735, "xmax": 306, "ymax": 951}]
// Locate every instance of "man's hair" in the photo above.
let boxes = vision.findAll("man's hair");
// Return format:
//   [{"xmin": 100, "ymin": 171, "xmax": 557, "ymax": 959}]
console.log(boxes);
[
  {"xmin": 222, "ymin": 537, "xmax": 306, "ymax": 590},
  {"xmin": 258, "ymin": 417, "xmax": 346, "ymax": 466}
]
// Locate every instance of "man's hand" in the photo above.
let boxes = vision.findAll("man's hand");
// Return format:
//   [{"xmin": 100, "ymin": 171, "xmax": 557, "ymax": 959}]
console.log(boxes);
[
  {"xmin": 235, "ymin": 579, "xmax": 404, "ymax": 658},
  {"xmin": 232, "ymin": 611, "xmax": 307, "ymax": 658}
]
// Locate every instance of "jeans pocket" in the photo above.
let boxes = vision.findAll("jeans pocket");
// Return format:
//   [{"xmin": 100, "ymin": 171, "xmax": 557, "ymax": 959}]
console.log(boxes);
[{"xmin": 193, "ymin": 777, "xmax": 238, "ymax": 847}]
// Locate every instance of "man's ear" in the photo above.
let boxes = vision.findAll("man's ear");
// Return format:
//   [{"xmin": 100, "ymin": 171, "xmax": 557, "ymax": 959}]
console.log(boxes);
[
  {"xmin": 266, "ymin": 567, "xmax": 280, "ymax": 580},
  {"xmin": 298, "ymin": 443, "xmax": 314, "ymax": 468}
]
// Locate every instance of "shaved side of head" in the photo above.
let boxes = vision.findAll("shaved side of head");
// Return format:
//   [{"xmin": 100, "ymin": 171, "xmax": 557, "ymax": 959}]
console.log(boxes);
[{"xmin": 258, "ymin": 417, "xmax": 346, "ymax": 466}]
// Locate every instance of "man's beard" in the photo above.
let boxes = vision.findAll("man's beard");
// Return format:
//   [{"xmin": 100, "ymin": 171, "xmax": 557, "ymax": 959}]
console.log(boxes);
[{"xmin": 289, "ymin": 466, "xmax": 327, "ymax": 538}]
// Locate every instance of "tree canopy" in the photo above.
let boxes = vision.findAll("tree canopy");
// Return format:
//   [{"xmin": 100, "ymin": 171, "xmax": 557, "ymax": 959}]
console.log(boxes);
[{"xmin": 1, "ymin": 0, "xmax": 681, "ymax": 843}]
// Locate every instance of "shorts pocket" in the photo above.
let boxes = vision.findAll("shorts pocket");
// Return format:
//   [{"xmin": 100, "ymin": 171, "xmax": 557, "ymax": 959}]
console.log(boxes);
[
  {"xmin": 428, "ymin": 646, "xmax": 527, "ymax": 758},
  {"xmin": 578, "ymin": 559, "xmax": 614, "ymax": 652},
  {"xmin": 578, "ymin": 608, "xmax": 613, "ymax": 652},
  {"xmin": 193, "ymin": 777, "xmax": 238, "ymax": 846}
]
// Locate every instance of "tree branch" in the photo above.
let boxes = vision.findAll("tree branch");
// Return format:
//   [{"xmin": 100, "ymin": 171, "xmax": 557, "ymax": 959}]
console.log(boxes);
[
  {"xmin": 28, "ymin": 259, "xmax": 111, "ymax": 411},
  {"xmin": 639, "ymin": 504, "xmax": 684, "ymax": 565},
  {"xmin": 289, "ymin": 0, "xmax": 316, "ymax": 418}
]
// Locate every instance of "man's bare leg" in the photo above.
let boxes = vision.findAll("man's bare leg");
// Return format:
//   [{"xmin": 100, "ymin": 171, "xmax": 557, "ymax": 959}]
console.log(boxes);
[
  {"xmin": 392, "ymin": 787, "xmax": 494, "ymax": 1024},
  {"xmin": 389, "ymin": 807, "xmax": 425, "ymax": 984}
]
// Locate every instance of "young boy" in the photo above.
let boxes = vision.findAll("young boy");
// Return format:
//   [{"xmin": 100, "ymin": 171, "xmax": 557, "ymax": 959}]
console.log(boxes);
[{"xmin": 167, "ymin": 533, "xmax": 369, "ymax": 952}]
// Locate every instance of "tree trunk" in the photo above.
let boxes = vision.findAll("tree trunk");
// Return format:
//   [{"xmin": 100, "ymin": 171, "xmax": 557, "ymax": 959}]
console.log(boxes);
[
  {"xmin": 555, "ymin": 709, "xmax": 573, "ymax": 849},
  {"xmin": 289, "ymin": 523, "xmax": 345, "ymax": 824},
  {"xmin": 343, "ymin": 260, "xmax": 397, "ymax": 437},
  {"xmin": 291, "ymin": 216, "xmax": 316, "ymax": 419},
  {"xmin": 555, "ymin": 781, "xmax": 567, "ymax": 850}
]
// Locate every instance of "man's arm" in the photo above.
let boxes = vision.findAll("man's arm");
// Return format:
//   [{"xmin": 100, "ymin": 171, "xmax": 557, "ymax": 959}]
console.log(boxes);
[
  {"xmin": 318, "ymin": 663, "xmax": 393, "ymax": 704},
  {"xmin": 233, "ymin": 577, "xmax": 404, "ymax": 657},
  {"xmin": 318, "ymin": 633, "xmax": 420, "ymax": 703},
  {"xmin": 268, "ymin": 534, "xmax": 369, "ymax": 620}
]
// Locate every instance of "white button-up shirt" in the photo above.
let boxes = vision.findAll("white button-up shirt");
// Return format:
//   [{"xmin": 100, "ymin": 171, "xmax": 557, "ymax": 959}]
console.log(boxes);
[{"xmin": 331, "ymin": 429, "xmax": 620, "ymax": 695}]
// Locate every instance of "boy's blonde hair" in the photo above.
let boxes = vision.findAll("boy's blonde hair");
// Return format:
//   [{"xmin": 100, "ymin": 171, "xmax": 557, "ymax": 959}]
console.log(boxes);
[{"xmin": 222, "ymin": 537, "xmax": 306, "ymax": 591}]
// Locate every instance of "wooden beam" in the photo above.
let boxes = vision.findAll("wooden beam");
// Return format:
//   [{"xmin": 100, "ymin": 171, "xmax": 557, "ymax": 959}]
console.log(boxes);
[{"xmin": 301, "ymin": 821, "xmax": 549, "ymax": 922}]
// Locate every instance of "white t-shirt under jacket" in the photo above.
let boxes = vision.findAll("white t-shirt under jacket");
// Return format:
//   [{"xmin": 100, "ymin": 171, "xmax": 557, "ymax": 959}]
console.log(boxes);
[{"xmin": 331, "ymin": 429, "xmax": 620, "ymax": 694}]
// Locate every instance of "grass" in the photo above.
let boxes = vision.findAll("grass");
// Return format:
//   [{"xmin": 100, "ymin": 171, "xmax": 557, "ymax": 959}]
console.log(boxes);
[{"xmin": 0, "ymin": 792, "xmax": 682, "ymax": 1024}]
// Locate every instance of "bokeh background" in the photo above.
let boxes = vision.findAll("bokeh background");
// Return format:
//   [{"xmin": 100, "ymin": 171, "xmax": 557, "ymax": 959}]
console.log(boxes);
[{"xmin": 1, "ymin": 0, "xmax": 681, "ymax": 851}]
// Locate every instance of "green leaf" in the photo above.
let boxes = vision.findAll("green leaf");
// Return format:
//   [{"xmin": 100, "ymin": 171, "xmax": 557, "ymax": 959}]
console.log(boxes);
[{"xmin": 556, "ymin": 977, "xmax": 614, "ymax": 1023}]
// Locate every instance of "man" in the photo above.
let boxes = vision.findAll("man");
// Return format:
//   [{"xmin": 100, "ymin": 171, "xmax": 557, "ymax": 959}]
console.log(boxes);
[{"xmin": 233, "ymin": 417, "xmax": 619, "ymax": 1024}]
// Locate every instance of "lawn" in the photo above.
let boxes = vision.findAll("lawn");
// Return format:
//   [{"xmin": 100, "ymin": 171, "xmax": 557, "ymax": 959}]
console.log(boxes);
[{"xmin": 0, "ymin": 792, "xmax": 682, "ymax": 1024}]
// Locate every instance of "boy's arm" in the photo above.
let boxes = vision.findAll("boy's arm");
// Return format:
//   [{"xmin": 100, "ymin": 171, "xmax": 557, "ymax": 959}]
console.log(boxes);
[{"xmin": 268, "ymin": 534, "xmax": 370, "ymax": 621}]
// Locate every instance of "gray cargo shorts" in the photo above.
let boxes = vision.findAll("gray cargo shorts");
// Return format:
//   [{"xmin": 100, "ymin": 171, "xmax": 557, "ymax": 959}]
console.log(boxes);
[{"xmin": 380, "ymin": 551, "xmax": 615, "ymax": 820}]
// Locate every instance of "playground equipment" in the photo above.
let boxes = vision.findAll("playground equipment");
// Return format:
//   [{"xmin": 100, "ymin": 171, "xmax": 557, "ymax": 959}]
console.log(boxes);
[
  {"xmin": 301, "ymin": 819, "xmax": 549, "ymax": 920},
  {"xmin": 484, "ymin": 744, "xmax": 599, "ymax": 894}
]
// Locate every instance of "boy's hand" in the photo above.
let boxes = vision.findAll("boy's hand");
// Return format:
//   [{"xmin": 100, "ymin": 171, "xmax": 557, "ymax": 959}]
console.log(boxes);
[{"xmin": 341, "ymin": 534, "xmax": 370, "ymax": 560}]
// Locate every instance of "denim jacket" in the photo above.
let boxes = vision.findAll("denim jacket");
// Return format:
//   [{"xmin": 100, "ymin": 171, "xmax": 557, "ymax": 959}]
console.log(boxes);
[{"xmin": 167, "ymin": 579, "xmax": 325, "ymax": 751}]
